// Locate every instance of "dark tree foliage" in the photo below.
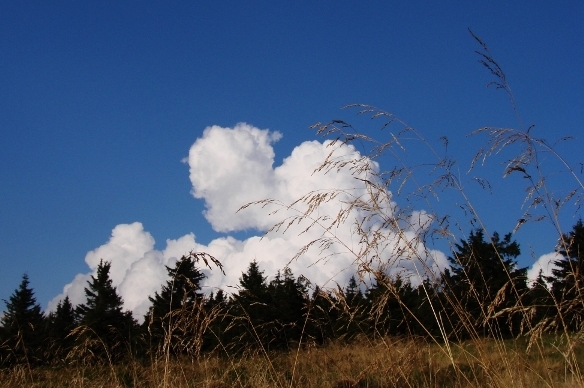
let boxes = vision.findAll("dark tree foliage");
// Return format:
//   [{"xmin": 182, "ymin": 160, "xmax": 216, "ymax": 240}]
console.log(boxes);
[
  {"xmin": 238, "ymin": 260, "xmax": 269, "ymax": 300},
  {"xmin": 334, "ymin": 275, "xmax": 367, "ymax": 339},
  {"xmin": 46, "ymin": 296, "xmax": 76, "ymax": 361},
  {"xmin": 365, "ymin": 274, "xmax": 415, "ymax": 337},
  {"xmin": 144, "ymin": 255, "xmax": 206, "ymax": 355},
  {"xmin": 304, "ymin": 286, "xmax": 339, "ymax": 345},
  {"xmin": 547, "ymin": 219, "xmax": 584, "ymax": 331},
  {"xmin": 76, "ymin": 260, "xmax": 137, "ymax": 361},
  {"xmin": 267, "ymin": 267, "xmax": 309, "ymax": 349},
  {"xmin": 345, "ymin": 275, "xmax": 365, "ymax": 308},
  {"xmin": 442, "ymin": 229, "xmax": 527, "ymax": 338},
  {"xmin": 0, "ymin": 274, "xmax": 46, "ymax": 366},
  {"xmin": 203, "ymin": 289, "xmax": 229, "ymax": 351},
  {"xmin": 228, "ymin": 260, "xmax": 271, "ymax": 351},
  {"xmin": 526, "ymin": 269, "xmax": 554, "ymax": 330}
]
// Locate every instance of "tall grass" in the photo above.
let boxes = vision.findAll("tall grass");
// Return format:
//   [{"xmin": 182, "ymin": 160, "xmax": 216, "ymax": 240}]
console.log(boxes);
[
  {"xmin": 2, "ymin": 32, "xmax": 583, "ymax": 387},
  {"xmin": 240, "ymin": 30, "xmax": 584, "ymax": 386}
]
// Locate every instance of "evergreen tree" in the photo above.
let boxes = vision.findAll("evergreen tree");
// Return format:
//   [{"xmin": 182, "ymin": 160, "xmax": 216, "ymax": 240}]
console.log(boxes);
[
  {"xmin": 267, "ymin": 267, "xmax": 309, "ymax": 349},
  {"xmin": 336, "ymin": 275, "xmax": 367, "ymax": 339},
  {"xmin": 345, "ymin": 275, "xmax": 365, "ymax": 308},
  {"xmin": 442, "ymin": 229, "xmax": 526, "ymax": 338},
  {"xmin": 0, "ymin": 274, "xmax": 46, "ymax": 366},
  {"xmin": 46, "ymin": 296, "xmax": 76, "ymax": 362},
  {"xmin": 144, "ymin": 254, "xmax": 206, "ymax": 355},
  {"xmin": 547, "ymin": 219, "xmax": 584, "ymax": 331},
  {"xmin": 203, "ymin": 289, "xmax": 229, "ymax": 352},
  {"xmin": 526, "ymin": 269, "xmax": 554, "ymax": 331},
  {"xmin": 304, "ymin": 286, "xmax": 339, "ymax": 345},
  {"xmin": 76, "ymin": 260, "xmax": 137, "ymax": 361},
  {"xmin": 228, "ymin": 260, "xmax": 271, "ymax": 350},
  {"xmin": 238, "ymin": 260, "xmax": 269, "ymax": 299},
  {"xmin": 365, "ymin": 274, "xmax": 413, "ymax": 337}
]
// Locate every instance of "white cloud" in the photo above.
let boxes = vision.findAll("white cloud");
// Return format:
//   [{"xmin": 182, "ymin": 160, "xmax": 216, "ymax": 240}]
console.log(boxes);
[
  {"xmin": 48, "ymin": 223, "xmax": 194, "ymax": 320},
  {"xmin": 527, "ymin": 251, "xmax": 561, "ymax": 286},
  {"xmin": 50, "ymin": 124, "xmax": 450, "ymax": 321}
]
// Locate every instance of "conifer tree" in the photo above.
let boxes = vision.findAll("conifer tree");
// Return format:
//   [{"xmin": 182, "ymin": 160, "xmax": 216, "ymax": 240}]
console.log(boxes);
[
  {"xmin": 268, "ymin": 267, "xmax": 309, "ymax": 349},
  {"xmin": 229, "ymin": 260, "xmax": 271, "ymax": 350},
  {"xmin": 144, "ymin": 255, "xmax": 206, "ymax": 355},
  {"xmin": 527, "ymin": 269, "xmax": 553, "ymax": 330},
  {"xmin": 442, "ymin": 229, "xmax": 526, "ymax": 338},
  {"xmin": 336, "ymin": 275, "xmax": 367, "ymax": 339},
  {"xmin": 547, "ymin": 219, "xmax": 584, "ymax": 331},
  {"xmin": 46, "ymin": 296, "xmax": 76, "ymax": 361},
  {"xmin": 345, "ymin": 275, "xmax": 365, "ymax": 308},
  {"xmin": 304, "ymin": 286, "xmax": 338, "ymax": 345},
  {"xmin": 76, "ymin": 260, "xmax": 137, "ymax": 361},
  {"xmin": 365, "ymin": 274, "xmax": 412, "ymax": 337},
  {"xmin": 0, "ymin": 274, "xmax": 46, "ymax": 366}
]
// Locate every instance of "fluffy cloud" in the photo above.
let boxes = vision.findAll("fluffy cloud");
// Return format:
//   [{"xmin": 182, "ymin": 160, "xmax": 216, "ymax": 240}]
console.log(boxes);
[
  {"xmin": 48, "ymin": 223, "xmax": 193, "ymax": 319},
  {"xmin": 50, "ymin": 123, "xmax": 449, "ymax": 321},
  {"xmin": 527, "ymin": 251, "xmax": 561, "ymax": 285}
]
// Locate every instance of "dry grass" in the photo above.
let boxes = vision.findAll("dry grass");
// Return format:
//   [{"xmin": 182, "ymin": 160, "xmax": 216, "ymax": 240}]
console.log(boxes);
[
  {"xmin": 3, "ymin": 32, "xmax": 583, "ymax": 388},
  {"xmin": 1, "ymin": 336, "xmax": 582, "ymax": 387}
]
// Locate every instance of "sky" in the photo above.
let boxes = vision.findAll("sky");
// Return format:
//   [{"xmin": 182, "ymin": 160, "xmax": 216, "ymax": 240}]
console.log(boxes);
[{"xmin": 1, "ymin": 1, "xmax": 583, "ymax": 319}]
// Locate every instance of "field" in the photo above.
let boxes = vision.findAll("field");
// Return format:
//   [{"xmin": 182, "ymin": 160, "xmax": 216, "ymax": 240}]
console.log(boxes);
[{"xmin": 2, "ymin": 335, "xmax": 583, "ymax": 388}]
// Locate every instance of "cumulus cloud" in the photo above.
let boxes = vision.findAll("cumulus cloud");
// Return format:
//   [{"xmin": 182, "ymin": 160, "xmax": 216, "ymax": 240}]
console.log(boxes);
[
  {"xmin": 527, "ymin": 251, "xmax": 561, "ymax": 286},
  {"xmin": 50, "ymin": 123, "xmax": 450, "ymax": 321},
  {"xmin": 48, "ymin": 223, "xmax": 195, "ymax": 319}
]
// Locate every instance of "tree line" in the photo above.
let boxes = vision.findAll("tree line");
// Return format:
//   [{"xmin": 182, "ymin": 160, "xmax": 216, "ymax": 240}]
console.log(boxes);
[{"xmin": 1, "ymin": 220, "xmax": 583, "ymax": 367}]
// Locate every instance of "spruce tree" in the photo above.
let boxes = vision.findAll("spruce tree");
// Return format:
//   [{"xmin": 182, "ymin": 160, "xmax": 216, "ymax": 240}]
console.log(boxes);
[
  {"xmin": 0, "ymin": 274, "xmax": 46, "ymax": 366},
  {"xmin": 46, "ymin": 296, "xmax": 76, "ymax": 361},
  {"xmin": 527, "ymin": 269, "xmax": 554, "ymax": 330},
  {"xmin": 365, "ymin": 274, "xmax": 412, "ymax": 337},
  {"xmin": 345, "ymin": 275, "xmax": 365, "ymax": 308},
  {"xmin": 76, "ymin": 260, "xmax": 137, "ymax": 361},
  {"xmin": 305, "ymin": 286, "xmax": 339, "ymax": 345},
  {"xmin": 548, "ymin": 219, "xmax": 584, "ymax": 331},
  {"xmin": 229, "ymin": 260, "xmax": 271, "ymax": 350},
  {"xmin": 268, "ymin": 267, "xmax": 309, "ymax": 349},
  {"xmin": 442, "ymin": 229, "xmax": 526, "ymax": 338},
  {"xmin": 336, "ymin": 275, "xmax": 367, "ymax": 339},
  {"xmin": 144, "ymin": 254, "xmax": 206, "ymax": 355}
]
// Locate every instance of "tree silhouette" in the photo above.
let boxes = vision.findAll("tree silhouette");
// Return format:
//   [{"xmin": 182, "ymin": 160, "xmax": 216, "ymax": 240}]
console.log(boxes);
[
  {"xmin": 0, "ymin": 274, "xmax": 46, "ymax": 366},
  {"xmin": 229, "ymin": 260, "xmax": 271, "ymax": 350},
  {"xmin": 46, "ymin": 296, "xmax": 76, "ymax": 362},
  {"xmin": 442, "ymin": 229, "xmax": 526, "ymax": 338},
  {"xmin": 144, "ymin": 254, "xmax": 206, "ymax": 355},
  {"xmin": 267, "ymin": 267, "xmax": 309, "ymax": 349},
  {"xmin": 75, "ymin": 260, "xmax": 137, "ymax": 361},
  {"xmin": 547, "ymin": 219, "xmax": 584, "ymax": 331}
]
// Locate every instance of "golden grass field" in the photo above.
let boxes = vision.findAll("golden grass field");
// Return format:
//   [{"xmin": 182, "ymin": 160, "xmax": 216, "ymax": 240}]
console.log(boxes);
[{"xmin": 2, "ymin": 335, "xmax": 582, "ymax": 388}]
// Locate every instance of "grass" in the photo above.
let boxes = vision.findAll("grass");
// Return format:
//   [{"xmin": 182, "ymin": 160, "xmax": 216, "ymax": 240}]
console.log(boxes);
[
  {"xmin": 1, "ymin": 336, "xmax": 582, "ymax": 387},
  {"xmin": 3, "ymin": 31, "xmax": 583, "ymax": 388}
]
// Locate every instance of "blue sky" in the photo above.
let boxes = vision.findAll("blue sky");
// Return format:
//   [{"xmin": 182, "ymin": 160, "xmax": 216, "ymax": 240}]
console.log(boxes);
[{"xmin": 1, "ymin": 1, "xmax": 583, "ymax": 313}]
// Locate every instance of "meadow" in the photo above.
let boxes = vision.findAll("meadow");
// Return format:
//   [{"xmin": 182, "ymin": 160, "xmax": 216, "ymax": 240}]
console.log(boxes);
[{"xmin": 2, "ymin": 33, "xmax": 583, "ymax": 388}]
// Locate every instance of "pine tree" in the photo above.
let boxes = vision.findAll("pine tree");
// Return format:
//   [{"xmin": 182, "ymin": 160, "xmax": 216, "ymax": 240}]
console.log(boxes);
[
  {"xmin": 442, "ymin": 229, "xmax": 526, "ymax": 338},
  {"xmin": 0, "ymin": 274, "xmax": 46, "ymax": 366},
  {"xmin": 547, "ymin": 219, "xmax": 584, "ymax": 331},
  {"xmin": 144, "ymin": 254, "xmax": 207, "ymax": 355},
  {"xmin": 76, "ymin": 260, "xmax": 137, "ymax": 361}
]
